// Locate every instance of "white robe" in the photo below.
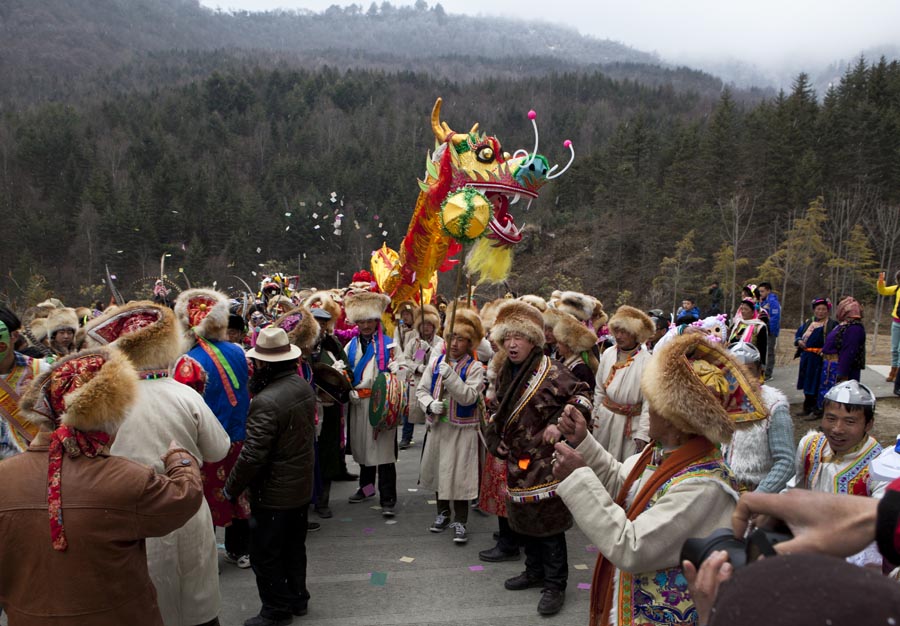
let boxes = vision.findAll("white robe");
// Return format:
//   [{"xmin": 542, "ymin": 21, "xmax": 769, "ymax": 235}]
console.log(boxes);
[
  {"xmin": 347, "ymin": 335, "xmax": 397, "ymax": 467},
  {"xmin": 111, "ymin": 377, "xmax": 230, "ymax": 626},
  {"xmin": 416, "ymin": 354, "xmax": 484, "ymax": 501},
  {"xmin": 592, "ymin": 347, "xmax": 651, "ymax": 461},
  {"xmin": 400, "ymin": 332, "xmax": 445, "ymax": 425}
]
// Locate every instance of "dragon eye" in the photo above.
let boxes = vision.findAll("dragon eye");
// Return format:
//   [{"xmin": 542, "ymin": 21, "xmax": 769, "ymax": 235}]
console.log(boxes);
[{"xmin": 476, "ymin": 146, "xmax": 495, "ymax": 163}]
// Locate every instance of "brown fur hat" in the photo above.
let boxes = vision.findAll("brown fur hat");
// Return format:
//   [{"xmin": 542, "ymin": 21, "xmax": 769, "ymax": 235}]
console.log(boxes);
[
  {"xmin": 266, "ymin": 295, "xmax": 293, "ymax": 317},
  {"xmin": 546, "ymin": 309, "xmax": 598, "ymax": 354},
  {"xmin": 555, "ymin": 291, "xmax": 594, "ymax": 322},
  {"xmin": 47, "ymin": 308, "xmax": 78, "ymax": 338},
  {"xmin": 82, "ymin": 301, "xmax": 185, "ymax": 370},
  {"xmin": 304, "ymin": 292, "xmax": 342, "ymax": 332},
  {"xmin": 344, "ymin": 291, "xmax": 391, "ymax": 324},
  {"xmin": 609, "ymin": 305, "xmax": 655, "ymax": 344},
  {"xmin": 517, "ymin": 294, "xmax": 548, "ymax": 312},
  {"xmin": 591, "ymin": 297, "xmax": 609, "ymax": 328},
  {"xmin": 479, "ymin": 299, "xmax": 504, "ymax": 331},
  {"xmin": 641, "ymin": 334, "xmax": 745, "ymax": 444},
  {"xmin": 175, "ymin": 288, "xmax": 230, "ymax": 342},
  {"xmin": 490, "ymin": 300, "xmax": 545, "ymax": 348},
  {"xmin": 413, "ymin": 304, "xmax": 441, "ymax": 334},
  {"xmin": 273, "ymin": 306, "xmax": 321, "ymax": 356},
  {"xmin": 444, "ymin": 308, "xmax": 484, "ymax": 345},
  {"xmin": 395, "ymin": 300, "xmax": 417, "ymax": 318},
  {"xmin": 27, "ymin": 318, "xmax": 49, "ymax": 343},
  {"xmin": 20, "ymin": 346, "xmax": 137, "ymax": 434}
]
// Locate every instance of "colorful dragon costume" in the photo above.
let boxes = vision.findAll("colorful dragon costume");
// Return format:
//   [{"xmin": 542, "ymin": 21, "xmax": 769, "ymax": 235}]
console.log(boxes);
[{"xmin": 371, "ymin": 98, "xmax": 573, "ymax": 306}]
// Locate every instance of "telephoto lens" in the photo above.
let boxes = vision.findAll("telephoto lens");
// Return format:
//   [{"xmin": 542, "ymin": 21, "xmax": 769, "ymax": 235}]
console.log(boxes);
[{"xmin": 680, "ymin": 528, "xmax": 749, "ymax": 570}]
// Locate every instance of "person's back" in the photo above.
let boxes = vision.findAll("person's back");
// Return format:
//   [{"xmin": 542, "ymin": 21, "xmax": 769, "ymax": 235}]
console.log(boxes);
[{"xmin": 0, "ymin": 438, "xmax": 200, "ymax": 625}]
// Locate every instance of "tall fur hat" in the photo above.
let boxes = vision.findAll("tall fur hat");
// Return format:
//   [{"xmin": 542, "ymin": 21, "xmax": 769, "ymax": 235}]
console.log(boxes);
[
  {"xmin": 545, "ymin": 308, "xmax": 597, "ymax": 354},
  {"xmin": 555, "ymin": 291, "xmax": 594, "ymax": 322},
  {"xmin": 517, "ymin": 294, "xmax": 548, "ymax": 312},
  {"xmin": 304, "ymin": 292, "xmax": 342, "ymax": 332},
  {"xmin": 20, "ymin": 346, "xmax": 137, "ymax": 434},
  {"xmin": 27, "ymin": 318, "xmax": 49, "ymax": 343},
  {"xmin": 395, "ymin": 300, "xmax": 417, "ymax": 318},
  {"xmin": 608, "ymin": 305, "xmax": 655, "ymax": 344},
  {"xmin": 273, "ymin": 306, "xmax": 321, "ymax": 355},
  {"xmin": 591, "ymin": 297, "xmax": 608, "ymax": 328},
  {"xmin": 444, "ymin": 308, "xmax": 484, "ymax": 345},
  {"xmin": 175, "ymin": 288, "xmax": 230, "ymax": 342},
  {"xmin": 47, "ymin": 308, "xmax": 78, "ymax": 338},
  {"xmin": 82, "ymin": 301, "xmax": 186, "ymax": 370},
  {"xmin": 641, "ymin": 334, "xmax": 766, "ymax": 444},
  {"xmin": 413, "ymin": 304, "xmax": 441, "ymax": 334},
  {"xmin": 344, "ymin": 290, "xmax": 391, "ymax": 324},
  {"xmin": 479, "ymin": 299, "xmax": 503, "ymax": 331},
  {"xmin": 490, "ymin": 300, "xmax": 545, "ymax": 348}
]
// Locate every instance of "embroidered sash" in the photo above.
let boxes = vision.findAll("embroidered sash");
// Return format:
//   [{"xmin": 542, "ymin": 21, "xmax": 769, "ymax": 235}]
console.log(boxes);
[
  {"xmin": 428, "ymin": 354, "xmax": 478, "ymax": 426},
  {"xmin": 0, "ymin": 361, "xmax": 41, "ymax": 448}
]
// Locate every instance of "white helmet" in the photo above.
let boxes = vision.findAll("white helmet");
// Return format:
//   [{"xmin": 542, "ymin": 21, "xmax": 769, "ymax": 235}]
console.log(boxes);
[
  {"xmin": 823, "ymin": 380, "xmax": 876, "ymax": 408},
  {"xmin": 727, "ymin": 341, "xmax": 760, "ymax": 365}
]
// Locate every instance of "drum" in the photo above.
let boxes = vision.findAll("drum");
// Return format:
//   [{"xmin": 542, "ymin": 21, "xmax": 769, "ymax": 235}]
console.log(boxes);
[{"xmin": 368, "ymin": 372, "xmax": 405, "ymax": 438}]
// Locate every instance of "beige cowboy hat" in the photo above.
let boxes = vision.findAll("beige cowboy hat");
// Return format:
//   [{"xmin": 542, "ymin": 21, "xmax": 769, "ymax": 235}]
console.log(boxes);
[{"xmin": 246, "ymin": 327, "xmax": 302, "ymax": 362}]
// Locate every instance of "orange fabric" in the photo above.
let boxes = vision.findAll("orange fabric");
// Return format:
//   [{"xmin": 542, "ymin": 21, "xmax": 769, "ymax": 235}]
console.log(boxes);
[
  {"xmin": 357, "ymin": 388, "xmax": 372, "ymax": 399},
  {"xmin": 589, "ymin": 436, "xmax": 715, "ymax": 626}
]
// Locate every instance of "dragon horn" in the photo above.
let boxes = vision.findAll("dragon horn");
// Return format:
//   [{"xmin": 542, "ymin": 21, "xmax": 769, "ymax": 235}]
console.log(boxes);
[{"xmin": 431, "ymin": 97, "xmax": 468, "ymax": 146}]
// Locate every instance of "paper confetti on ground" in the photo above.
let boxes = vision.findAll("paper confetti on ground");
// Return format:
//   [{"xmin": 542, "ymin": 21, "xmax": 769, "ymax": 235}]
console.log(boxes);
[
  {"xmin": 407, "ymin": 488, "xmax": 418, "ymax": 492},
  {"xmin": 574, "ymin": 564, "xmax": 589, "ymax": 571},
  {"xmin": 585, "ymin": 545, "xmax": 599, "ymax": 553},
  {"xmin": 427, "ymin": 500, "xmax": 437, "ymax": 504},
  {"xmin": 577, "ymin": 583, "xmax": 591, "ymax": 590},
  {"xmin": 399, "ymin": 556, "xmax": 415, "ymax": 563},
  {"xmin": 468, "ymin": 565, "xmax": 484, "ymax": 572},
  {"xmin": 385, "ymin": 520, "xmax": 397, "ymax": 525},
  {"xmin": 339, "ymin": 518, "xmax": 352, "ymax": 522},
  {"xmin": 363, "ymin": 528, "xmax": 375, "ymax": 535},
  {"xmin": 370, "ymin": 572, "xmax": 387, "ymax": 586},
  {"xmin": 362, "ymin": 483, "xmax": 376, "ymax": 496}
]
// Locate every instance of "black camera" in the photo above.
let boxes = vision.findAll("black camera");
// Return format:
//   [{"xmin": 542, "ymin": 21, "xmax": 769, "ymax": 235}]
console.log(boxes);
[{"xmin": 680, "ymin": 527, "xmax": 793, "ymax": 570}]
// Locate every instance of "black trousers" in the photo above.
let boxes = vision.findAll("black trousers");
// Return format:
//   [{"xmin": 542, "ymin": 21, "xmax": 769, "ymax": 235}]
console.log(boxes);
[
  {"xmin": 359, "ymin": 462, "xmax": 397, "ymax": 506},
  {"xmin": 225, "ymin": 518, "xmax": 250, "ymax": 557},
  {"xmin": 497, "ymin": 515, "xmax": 524, "ymax": 553},
  {"xmin": 522, "ymin": 532, "xmax": 568, "ymax": 591},
  {"xmin": 249, "ymin": 505, "xmax": 310, "ymax": 620}
]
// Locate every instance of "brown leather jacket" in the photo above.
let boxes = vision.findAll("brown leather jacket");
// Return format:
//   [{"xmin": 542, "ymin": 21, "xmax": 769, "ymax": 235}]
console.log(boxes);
[
  {"xmin": 0, "ymin": 432, "xmax": 203, "ymax": 625},
  {"xmin": 225, "ymin": 369, "xmax": 317, "ymax": 509}
]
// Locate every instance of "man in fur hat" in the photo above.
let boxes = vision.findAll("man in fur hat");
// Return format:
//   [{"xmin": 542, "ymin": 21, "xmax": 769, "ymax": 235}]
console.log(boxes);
[
  {"xmin": 343, "ymin": 290, "xmax": 398, "ymax": 515},
  {"xmin": 552, "ymin": 334, "xmax": 743, "ymax": 626},
  {"xmin": 544, "ymin": 309, "xmax": 598, "ymax": 392},
  {"xmin": 4, "ymin": 346, "xmax": 204, "ymax": 625},
  {"xmin": 417, "ymin": 308, "xmax": 485, "ymax": 544},
  {"xmin": 482, "ymin": 300, "xmax": 593, "ymax": 616},
  {"xmin": 396, "ymin": 303, "xmax": 444, "ymax": 449},
  {"xmin": 173, "ymin": 288, "xmax": 252, "ymax": 572},
  {"xmin": 392, "ymin": 300, "xmax": 417, "ymax": 353},
  {"xmin": 83, "ymin": 301, "xmax": 231, "ymax": 625},
  {"xmin": 593, "ymin": 305, "xmax": 655, "ymax": 461}
]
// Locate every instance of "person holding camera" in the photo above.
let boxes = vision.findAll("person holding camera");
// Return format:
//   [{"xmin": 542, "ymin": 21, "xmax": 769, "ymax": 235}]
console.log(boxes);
[{"xmin": 551, "ymin": 334, "xmax": 747, "ymax": 626}]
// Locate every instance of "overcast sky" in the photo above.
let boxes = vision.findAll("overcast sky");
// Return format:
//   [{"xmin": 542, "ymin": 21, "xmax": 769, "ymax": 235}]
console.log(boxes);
[{"xmin": 199, "ymin": 0, "xmax": 899, "ymax": 70}]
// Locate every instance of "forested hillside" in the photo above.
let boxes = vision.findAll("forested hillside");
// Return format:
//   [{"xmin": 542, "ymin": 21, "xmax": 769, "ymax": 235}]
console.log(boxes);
[{"xmin": 2, "ymin": 57, "xmax": 898, "ymax": 325}]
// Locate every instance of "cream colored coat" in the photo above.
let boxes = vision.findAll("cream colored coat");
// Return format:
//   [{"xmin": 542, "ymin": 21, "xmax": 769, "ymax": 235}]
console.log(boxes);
[
  {"xmin": 592, "ymin": 347, "xmax": 651, "ymax": 461},
  {"xmin": 111, "ymin": 377, "xmax": 231, "ymax": 626},
  {"xmin": 348, "ymin": 336, "xmax": 397, "ymax": 466},
  {"xmin": 416, "ymin": 354, "xmax": 484, "ymax": 500},
  {"xmin": 400, "ymin": 331, "xmax": 445, "ymax": 425},
  {"xmin": 558, "ymin": 435, "xmax": 738, "ymax": 624}
]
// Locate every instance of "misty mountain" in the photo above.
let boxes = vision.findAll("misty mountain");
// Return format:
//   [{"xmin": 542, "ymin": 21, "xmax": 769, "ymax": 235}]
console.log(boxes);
[{"xmin": 1, "ymin": 0, "xmax": 709, "ymax": 105}]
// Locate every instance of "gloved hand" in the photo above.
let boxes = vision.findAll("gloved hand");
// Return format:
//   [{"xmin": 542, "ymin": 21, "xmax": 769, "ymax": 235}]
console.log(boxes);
[
  {"xmin": 438, "ymin": 362, "xmax": 455, "ymax": 380},
  {"xmin": 388, "ymin": 361, "xmax": 401, "ymax": 374},
  {"xmin": 429, "ymin": 400, "xmax": 446, "ymax": 415},
  {"xmin": 331, "ymin": 359, "xmax": 346, "ymax": 371},
  {"xmin": 349, "ymin": 390, "xmax": 361, "ymax": 405}
]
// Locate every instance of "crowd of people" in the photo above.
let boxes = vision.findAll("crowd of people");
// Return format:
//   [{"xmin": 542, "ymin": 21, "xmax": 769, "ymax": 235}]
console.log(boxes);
[{"xmin": 0, "ymin": 267, "xmax": 899, "ymax": 625}]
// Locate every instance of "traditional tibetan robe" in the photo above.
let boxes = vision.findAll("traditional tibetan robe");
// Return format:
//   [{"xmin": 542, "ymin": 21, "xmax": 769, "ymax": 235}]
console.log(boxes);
[
  {"xmin": 402, "ymin": 331, "xmax": 445, "ymax": 425},
  {"xmin": 0, "ymin": 353, "xmax": 44, "ymax": 456},
  {"xmin": 417, "ymin": 353, "xmax": 484, "ymax": 500},
  {"xmin": 346, "ymin": 330, "xmax": 396, "ymax": 466},
  {"xmin": 593, "ymin": 346, "xmax": 651, "ymax": 461}
]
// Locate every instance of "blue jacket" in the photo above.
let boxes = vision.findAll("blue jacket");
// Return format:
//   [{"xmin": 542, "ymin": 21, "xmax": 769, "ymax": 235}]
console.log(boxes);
[
  {"xmin": 187, "ymin": 339, "xmax": 250, "ymax": 442},
  {"xmin": 761, "ymin": 293, "xmax": 781, "ymax": 336}
]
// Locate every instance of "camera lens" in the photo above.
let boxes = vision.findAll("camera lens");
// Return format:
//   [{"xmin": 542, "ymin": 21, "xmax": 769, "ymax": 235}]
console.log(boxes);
[{"xmin": 680, "ymin": 528, "xmax": 748, "ymax": 570}]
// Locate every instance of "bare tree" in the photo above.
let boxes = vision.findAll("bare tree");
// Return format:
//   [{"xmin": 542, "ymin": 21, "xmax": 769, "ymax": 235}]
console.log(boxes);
[
  {"xmin": 718, "ymin": 191, "xmax": 756, "ymax": 313},
  {"xmin": 864, "ymin": 201, "xmax": 900, "ymax": 352}
]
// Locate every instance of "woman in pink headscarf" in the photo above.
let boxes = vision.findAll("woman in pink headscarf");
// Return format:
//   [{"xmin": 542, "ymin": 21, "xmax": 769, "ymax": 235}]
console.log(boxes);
[{"xmin": 819, "ymin": 297, "xmax": 866, "ymax": 406}]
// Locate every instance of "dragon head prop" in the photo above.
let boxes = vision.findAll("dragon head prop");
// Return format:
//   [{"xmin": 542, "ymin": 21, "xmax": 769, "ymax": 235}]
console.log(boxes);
[{"xmin": 374, "ymin": 98, "xmax": 574, "ymax": 305}]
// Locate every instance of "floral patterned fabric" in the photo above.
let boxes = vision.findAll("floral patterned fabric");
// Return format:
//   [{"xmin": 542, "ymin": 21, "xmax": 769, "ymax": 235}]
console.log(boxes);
[{"xmin": 201, "ymin": 440, "xmax": 250, "ymax": 526}]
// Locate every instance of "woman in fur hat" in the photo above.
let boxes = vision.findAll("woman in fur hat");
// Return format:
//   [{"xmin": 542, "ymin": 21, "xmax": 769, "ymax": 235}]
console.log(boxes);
[
  {"xmin": 2, "ymin": 347, "xmax": 204, "ymax": 625},
  {"xmin": 552, "ymin": 334, "xmax": 742, "ymax": 626},
  {"xmin": 46, "ymin": 308, "xmax": 78, "ymax": 357},
  {"xmin": 83, "ymin": 301, "xmax": 231, "ymax": 626},
  {"xmin": 417, "ymin": 308, "xmax": 485, "ymax": 545},
  {"xmin": 396, "ymin": 303, "xmax": 444, "ymax": 449},
  {"xmin": 482, "ymin": 300, "xmax": 594, "ymax": 617},
  {"xmin": 593, "ymin": 305, "xmax": 655, "ymax": 461}
]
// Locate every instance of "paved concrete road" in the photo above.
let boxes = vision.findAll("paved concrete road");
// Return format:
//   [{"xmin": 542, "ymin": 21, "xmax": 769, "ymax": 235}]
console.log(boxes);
[{"xmin": 219, "ymin": 441, "xmax": 595, "ymax": 626}]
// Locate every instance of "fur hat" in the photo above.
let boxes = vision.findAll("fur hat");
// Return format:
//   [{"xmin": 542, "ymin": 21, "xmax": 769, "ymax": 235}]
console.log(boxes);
[
  {"xmin": 82, "ymin": 301, "xmax": 185, "ymax": 370},
  {"xmin": 47, "ymin": 308, "xmax": 78, "ymax": 338},
  {"xmin": 517, "ymin": 294, "xmax": 548, "ymax": 312},
  {"xmin": 444, "ymin": 308, "xmax": 484, "ymax": 345},
  {"xmin": 608, "ymin": 305, "xmax": 655, "ymax": 344},
  {"xmin": 555, "ymin": 291, "xmax": 594, "ymax": 322},
  {"xmin": 266, "ymin": 295, "xmax": 293, "ymax": 317},
  {"xmin": 273, "ymin": 306, "xmax": 321, "ymax": 355},
  {"xmin": 304, "ymin": 292, "xmax": 342, "ymax": 332},
  {"xmin": 27, "ymin": 318, "xmax": 49, "ymax": 343},
  {"xmin": 479, "ymin": 299, "xmax": 503, "ymax": 331},
  {"xmin": 20, "ymin": 346, "xmax": 137, "ymax": 434},
  {"xmin": 490, "ymin": 300, "xmax": 545, "ymax": 348},
  {"xmin": 344, "ymin": 291, "xmax": 391, "ymax": 324},
  {"xmin": 591, "ymin": 297, "xmax": 608, "ymax": 328},
  {"xmin": 413, "ymin": 304, "xmax": 441, "ymax": 334},
  {"xmin": 641, "ymin": 334, "xmax": 766, "ymax": 443},
  {"xmin": 546, "ymin": 309, "xmax": 597, "ymax": 354},
  {"xmin": 395, "ymin": 300, "xmax": 417, "ymax": 318},
  {"xmin": 175, "ymin": 288, "xmax": 230, "ymax": 342}
]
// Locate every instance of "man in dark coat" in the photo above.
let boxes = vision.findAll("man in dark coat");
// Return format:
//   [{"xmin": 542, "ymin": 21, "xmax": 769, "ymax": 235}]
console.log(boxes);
[{"xmin": 225, "ymin": 327, "xmax": 317, "ymax": 626}]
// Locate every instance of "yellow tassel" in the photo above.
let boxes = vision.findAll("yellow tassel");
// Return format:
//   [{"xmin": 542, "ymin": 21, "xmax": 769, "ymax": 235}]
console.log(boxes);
[{"xmin": 466, "ymin": 238, "xmax": 512, "ymax": 284}]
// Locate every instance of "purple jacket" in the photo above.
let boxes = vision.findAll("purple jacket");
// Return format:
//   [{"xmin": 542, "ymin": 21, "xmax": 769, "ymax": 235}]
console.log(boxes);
[{"xmin": 822, "ymin": 322, "xmax": 866, "ymax": 380}]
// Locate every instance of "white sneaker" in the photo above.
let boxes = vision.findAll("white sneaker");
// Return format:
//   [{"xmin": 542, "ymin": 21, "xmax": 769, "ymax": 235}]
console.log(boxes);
[
  {"xmin": 450, "ymin": 522, "xmax": 468, "ymax": 544},
  {"xmin": 236, "ymin": 554, "xmax": 251, "ymax": 569},
  {"xmin": 429, "ymin": 510, "xmax": 451, "ymax": 533}
]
